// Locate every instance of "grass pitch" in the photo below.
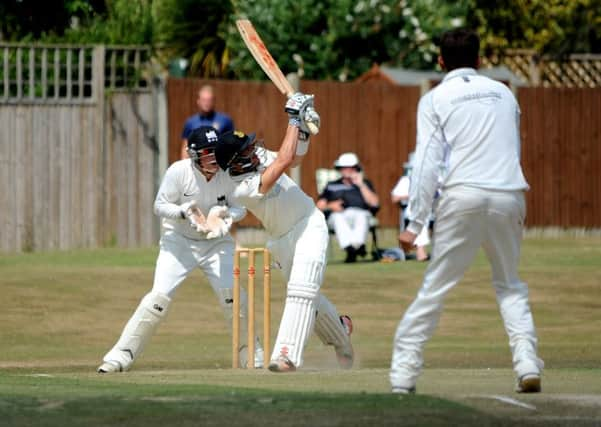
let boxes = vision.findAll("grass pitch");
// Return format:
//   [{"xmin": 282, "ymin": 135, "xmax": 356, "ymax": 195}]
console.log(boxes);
[{"xmin": 1, "ymin": 234, "xmax": 601, "ymax": 426}]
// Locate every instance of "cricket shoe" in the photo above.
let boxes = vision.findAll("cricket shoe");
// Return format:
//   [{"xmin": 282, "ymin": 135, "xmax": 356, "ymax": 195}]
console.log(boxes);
[
  {"xmin": 335, "ymin": 315, "xmax": 354, "ymax": 369},
  {"xmin": 268, "ymin": 355, "xmax": 296, "ymax": 373},
  {"xmin": 516, "ymin": 373, "xmax": 541, "ymax": 393},
  {"xmin": 391, "ymin": 386, "xmax": 416, "ymax": 395},
  {"xmin": 97, "ymin": 360, "xmax": 124, "ymax": 373}
]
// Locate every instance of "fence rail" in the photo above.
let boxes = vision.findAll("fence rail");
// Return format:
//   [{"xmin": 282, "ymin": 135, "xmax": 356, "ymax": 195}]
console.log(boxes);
[{"xmin": 0, "ymin": 43, "xmax": 151, "ymax": 104}]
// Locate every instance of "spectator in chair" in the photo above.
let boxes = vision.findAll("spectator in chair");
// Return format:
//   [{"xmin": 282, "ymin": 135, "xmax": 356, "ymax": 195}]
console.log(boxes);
[{"xmin": 317, "ymin": 152, "xmax": 379, "ymax": 263}]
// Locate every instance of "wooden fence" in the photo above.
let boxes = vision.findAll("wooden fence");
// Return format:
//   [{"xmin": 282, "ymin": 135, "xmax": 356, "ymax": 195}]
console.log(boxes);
[
  {"xmin": 519, "ymin": 87, "xmax": 601, "ymax": 227},
  {"xmin": 0, "ymin": 44, "xmax": 158, "ymax": 252},
  {"xmin": 168, "ymin": 79, "xmax": 601, "ymax": 229}
]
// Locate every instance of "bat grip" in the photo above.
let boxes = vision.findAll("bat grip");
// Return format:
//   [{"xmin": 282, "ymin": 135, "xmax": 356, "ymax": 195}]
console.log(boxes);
[{"xmin": 306, "ymin": 122, "xmax": 319, "ymax": 135}]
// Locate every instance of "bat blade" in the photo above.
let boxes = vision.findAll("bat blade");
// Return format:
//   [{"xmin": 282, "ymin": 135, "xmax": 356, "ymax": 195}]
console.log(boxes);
[
  {"xmin": 236, "ymin": 19, "xmax": 293, "ymax": 96},
  {"xmin": 236, "ymin": 19, "xmax": 319, "ymax": 135}
]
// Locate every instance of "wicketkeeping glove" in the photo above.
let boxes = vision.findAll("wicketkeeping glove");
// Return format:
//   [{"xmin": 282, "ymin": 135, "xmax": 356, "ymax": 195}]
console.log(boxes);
[
  {"xmin": 205, "ymin": 205, "xmax": 233, "ymax": 239},
  {"xmin": 181, "ymin": 201, "xmax": 208, "ymax": 232}
]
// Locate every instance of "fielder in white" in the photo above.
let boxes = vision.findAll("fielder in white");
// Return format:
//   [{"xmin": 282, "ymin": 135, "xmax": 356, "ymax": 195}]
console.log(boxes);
[
  {"xmin": 390, "ymin": 29, "xmax": 543, "ymax": 393},
  {"xmin": 214, "ymin": 93, "xmax": 354, "ymax": 372},
  {"xmin": 391, "ymin": 155, "xmax": 430, "ymax": 261},
  {"xmin": 97, "ymin": 126, "xmax": 263, "ymax": 373}
]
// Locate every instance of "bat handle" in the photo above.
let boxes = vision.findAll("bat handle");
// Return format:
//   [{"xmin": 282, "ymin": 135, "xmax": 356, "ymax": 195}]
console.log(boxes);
[
  {"xmin": 286, "ymin": 92, "xmax": 319, "ymax": 135},
  {"xmin": 306, "ymin": 122, "xmax": 319, "ymax": 135}
]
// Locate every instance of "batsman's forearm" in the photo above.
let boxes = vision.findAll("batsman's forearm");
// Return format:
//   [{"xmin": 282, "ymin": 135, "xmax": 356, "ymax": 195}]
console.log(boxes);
[
  {"xmin": 259, "ymin": 125, "xmax": 299, "ymax": 194},
  {"xmin": 277, "ymin": 124, "xmax": 300, "ymax": 166}
]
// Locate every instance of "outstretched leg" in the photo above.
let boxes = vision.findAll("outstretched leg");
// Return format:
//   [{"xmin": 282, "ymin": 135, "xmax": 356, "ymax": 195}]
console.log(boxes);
[{"xmin": 98, "ymin": 292, "xmax": 171, "ymax": 373}]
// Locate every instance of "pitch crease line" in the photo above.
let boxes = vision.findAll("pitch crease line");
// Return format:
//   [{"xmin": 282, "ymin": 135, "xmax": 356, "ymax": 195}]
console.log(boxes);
[{"xmin": 486, "ymin": 395, "xmax": 537, "ymax": 410}]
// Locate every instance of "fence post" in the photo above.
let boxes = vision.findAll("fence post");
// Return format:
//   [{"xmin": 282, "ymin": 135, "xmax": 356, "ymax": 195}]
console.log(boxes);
[
  {"xmin": 92, "ymin": 45, "xmax": 106, "ymax": 245},
  {"xmin": 529, "ymin": 53, "xmax": 541, "ymax": 87}
]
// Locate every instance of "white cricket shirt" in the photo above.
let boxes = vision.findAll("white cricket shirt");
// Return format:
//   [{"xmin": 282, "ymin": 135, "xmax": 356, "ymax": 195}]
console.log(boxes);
[
  {"xmin": 154, "ymin": 159, "xmax": 244, "ymax": 240},
  {"xmin": 231, "ymin": 149, "xmax": 315, "ymax": 238},
  {"xmin": 407, "ymin": 67, "xmax": 529, "ymax": 233}
]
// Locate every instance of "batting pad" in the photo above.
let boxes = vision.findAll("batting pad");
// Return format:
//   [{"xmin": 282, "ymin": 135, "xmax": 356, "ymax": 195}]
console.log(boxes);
[
  {"xmin": 271, "ymin": 296, "xmax": 315, "ymax": 367},
  {"xmin": 102, "ymin": 292, "xmax": 171, "ymax": 370},
  {"xmin": 289, "ymin": 259, "xmax": 324, "ymax": 295},
  {"xmin": 314, "ymin": 294, "xmax": 350, "ymax": 348}
]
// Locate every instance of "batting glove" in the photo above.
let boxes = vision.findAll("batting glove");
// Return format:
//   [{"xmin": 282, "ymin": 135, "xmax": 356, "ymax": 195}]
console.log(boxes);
[
  {"xmin": 302, "ymin": 107, "xmax": 320, "ymax": 135},
  {"xmin": 285, "ymin": 92, "xmax": 314, "ymax": 121}
]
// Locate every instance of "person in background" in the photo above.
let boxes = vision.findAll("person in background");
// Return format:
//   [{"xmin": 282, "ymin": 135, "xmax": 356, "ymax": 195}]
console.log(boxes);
[
  {"xmin": 180, "ymin": 84, "xmax": 235, "ymax": 159},
  {"xmin": 391, "ymin": 153, "xmax": 430, "ymax": 261},
  {"xmin": 317, "ymin": 153, "xmax": 379, "ymax": 263}
]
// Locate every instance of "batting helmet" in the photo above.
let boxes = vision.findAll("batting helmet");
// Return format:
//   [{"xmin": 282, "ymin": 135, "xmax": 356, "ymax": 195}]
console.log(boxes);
[{"xmin": 215, "ymin": 130, "xmax": 258, "ymax": 175}]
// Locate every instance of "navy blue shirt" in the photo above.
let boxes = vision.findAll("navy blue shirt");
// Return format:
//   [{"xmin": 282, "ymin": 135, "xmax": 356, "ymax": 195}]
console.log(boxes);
[
  {"xmin": 319, "ymin": 178, "xmax": 378, "ymax": 214},
  {"xmin": 181, "ymin": 111, "xmax": 234, "ymax": 139}
]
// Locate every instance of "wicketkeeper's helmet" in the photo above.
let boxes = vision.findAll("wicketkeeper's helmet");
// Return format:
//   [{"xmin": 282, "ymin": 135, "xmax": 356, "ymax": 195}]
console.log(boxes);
[{"xmin": 187, "ymin": 126, "xmax": 219, "ymax": 174}]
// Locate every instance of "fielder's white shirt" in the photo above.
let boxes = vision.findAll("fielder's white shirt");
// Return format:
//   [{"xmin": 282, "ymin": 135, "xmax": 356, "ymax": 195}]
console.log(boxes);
[
  {"xmin": 407, "ymin": 67, "xmax": 529, "ymax": 234},
  {"xmin": 154, "ymin": 159, "xmax": 245, "ymax": 240},
  {"xmin": 391, "ymin": 176, "xmax": 410, "ymax": 201},
  {"xmin": 231, "ymin": 149, "xmax": 315, "ymax": 238}
]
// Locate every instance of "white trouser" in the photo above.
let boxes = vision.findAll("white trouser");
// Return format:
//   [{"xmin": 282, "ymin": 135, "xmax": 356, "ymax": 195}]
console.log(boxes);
[
  {"xmin": 153, "ymin": 231, "xmax": 235, "ymax": 298},
  {"xmin": 327, "ymin": 207, "xmax": 371, "ymax": 249},
  {"xmin": 390, "ymin": 187, "xmax": 542, "ymax": 389},
  {"xmin": 267, "ymin": 208, "xmax": 330, "ymax": 367}
]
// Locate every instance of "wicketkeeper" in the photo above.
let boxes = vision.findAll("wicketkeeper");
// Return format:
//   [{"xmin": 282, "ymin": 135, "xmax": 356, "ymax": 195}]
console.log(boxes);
[
  {"xmin": 214, "ymin": 93, "xmax": 354, "ymax": 372},
  {"xmin": 97, "ymin": 126, "xmax": 263, "ymax": 373}
]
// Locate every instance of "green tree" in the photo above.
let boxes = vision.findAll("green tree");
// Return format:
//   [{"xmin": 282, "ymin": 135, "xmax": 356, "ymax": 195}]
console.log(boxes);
[
  {"xmin": 227, "ymin": 0, "xmax": 470, "ymax": 81},
  {"xmin": 153, "ymin": 0, "xmax": 233, "ymax": 77},
  {"xmin": 467, "ymin": 0, "xmax": 601, "ymax": 55},
  {"xmin": 0, "ymin": 0, "xmax": 105, "ymax": 41},
  {"xmin": 61, "ymin": 0, "xmax": 154, "ymax": 45}
]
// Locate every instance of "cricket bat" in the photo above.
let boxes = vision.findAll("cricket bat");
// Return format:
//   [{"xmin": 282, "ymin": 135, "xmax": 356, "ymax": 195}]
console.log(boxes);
[{"xmin": 235, "ymin": 19, "xmax": 319, "ymax": 135}]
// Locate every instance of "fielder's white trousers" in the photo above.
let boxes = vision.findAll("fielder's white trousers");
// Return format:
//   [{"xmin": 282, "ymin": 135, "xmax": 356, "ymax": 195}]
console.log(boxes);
[
  {"xmin": 390, "ymin": 187, "xmax": 542, "ymax": 389},
  {"xmin": 328, "ymin": 207, "xmax": 371, "ymax": 249}
]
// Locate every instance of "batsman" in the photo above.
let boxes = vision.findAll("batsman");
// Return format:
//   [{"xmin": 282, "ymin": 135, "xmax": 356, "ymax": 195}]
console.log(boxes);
[
  {"xmin": 97, "ymin": 126, "xmax": 264, "ymax": 373},
  {"xmin": 214, "ymin": 93, "xmax": 353, "ymax": 372}
]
